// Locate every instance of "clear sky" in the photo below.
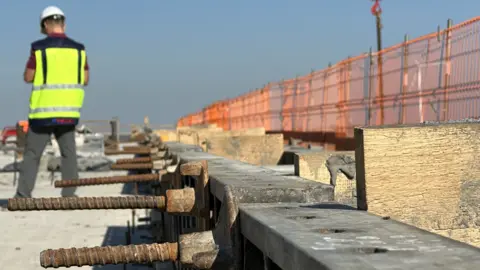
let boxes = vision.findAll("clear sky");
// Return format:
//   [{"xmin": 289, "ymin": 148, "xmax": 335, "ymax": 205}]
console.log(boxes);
[{"xmin": 0, "ymin": 1, "xmax": 478, "ymax": 126}]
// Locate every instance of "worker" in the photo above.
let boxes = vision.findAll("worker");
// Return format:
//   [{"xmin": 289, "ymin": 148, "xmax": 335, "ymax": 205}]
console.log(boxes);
[{"xmin": 14, "ymin": 6, "xmax": 90, "ymax": 198}]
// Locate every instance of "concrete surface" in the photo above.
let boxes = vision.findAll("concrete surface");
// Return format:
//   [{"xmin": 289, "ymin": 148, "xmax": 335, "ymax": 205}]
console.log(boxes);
[
  {"xmin": 355, "ymin": 122, "xmax": 480, "ymax": 247},
  {"xmin": 241, "ymin": 202, "xmax": 480, "ymax": 269},
  {"xmin": 174, "ymin": 150, "xmax": 334, "ymax": 204},
  {"xmin": 148, "ymin": 141, "xmax": 480, "ymax": 269},
  {"xmin": 203, "ymin": 133, "xmax": 284, "ymax": 165},
  {"xmin": 294, "ymin": 151, "xmax": 356, "ymax": 207},
  {"xmin": 0, "ymin": 170, "xmax": 152, "ymax": 270}
]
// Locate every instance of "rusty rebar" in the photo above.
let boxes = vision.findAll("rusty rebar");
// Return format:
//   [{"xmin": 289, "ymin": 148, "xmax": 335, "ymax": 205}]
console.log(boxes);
[
  {"xmin": 111, "ymin": 163, "xmax": 153, "ymax": 170},
  {"xmin": 7, "ymin": 196, "xmax": 165, "ymax": 211},
  {"xmin": 115, "ymin": 156, "xmax": 153, "ymax": 164},
  {"xmin": 54, "ymin": 172, "xmax": 165, "ymax": 188},
  {"xmin": 104, "ymin": 149, "xmax": 152, "ymax": 155},
  {"xmin": 122, "ymin": 146, "xmax": 152, "ymax": 152},
  {"xmin": 40, "ymin": 242, "xmax": 178, "ymax": 268}
]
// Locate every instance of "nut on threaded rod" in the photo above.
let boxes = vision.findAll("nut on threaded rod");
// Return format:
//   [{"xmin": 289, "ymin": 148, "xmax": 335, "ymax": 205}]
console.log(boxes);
[
  {"xmin": 54, "ymin": 172, "xmax": 166, "ymax": 188},
  {"xmin": 40, "ymin": 242, "xmax": 178, "ymax": 268},
  {"xmin": 7, "ymin": 196, "xmax": 166, "ymax": 211}
]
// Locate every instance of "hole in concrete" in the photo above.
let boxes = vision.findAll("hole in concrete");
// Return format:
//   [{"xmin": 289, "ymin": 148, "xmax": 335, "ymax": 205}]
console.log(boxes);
[
  {"xmin": 346, "ymin": 247, "xmax": 388, "ymax": 254},
  {"xmin": 287, "ymin": 215, "xmax": 319, "ymax": 221},
  {"xmin": 316, "ymin": 228, "xmax": 346, "ymax": 234}
]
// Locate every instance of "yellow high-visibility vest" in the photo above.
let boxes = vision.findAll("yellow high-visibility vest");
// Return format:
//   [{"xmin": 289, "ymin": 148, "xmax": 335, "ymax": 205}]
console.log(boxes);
[{"xmin": 29, "ymin": 37, "xmax": 86, "ymax": 123}]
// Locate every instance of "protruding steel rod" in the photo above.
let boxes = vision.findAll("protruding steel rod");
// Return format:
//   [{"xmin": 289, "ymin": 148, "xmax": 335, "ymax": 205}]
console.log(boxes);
[
  {"xmin": 54, "ymin": 172, "xmax": 166, "ymax": 188},
  {"xmin": 111, "ymin": 163, "xmax": 153, "ymax": 170},
  {"xmin": 116, "ymin": 156, "xmax": 153, "ymax": 164},
  {"xmin": 111, "ymin": 159, "xmax": 174, "ymax": 171},
  {"xmin": 8, "ymin": 188, "xmax": 196, "ymax": 212},
  {"xmin": 7, "ymin": 196, "xmax": 165, "ymax": 211},
  {"xmin": 121, "ymin": 146, "xmax": 152, "ymax": 151},
  {"xmin": 40, "ymin": 242, "xmax": 178, "ymax": 268},
  {"xmin": 104, "ymin": 148, "xmax": 152, "ymax": 155}
]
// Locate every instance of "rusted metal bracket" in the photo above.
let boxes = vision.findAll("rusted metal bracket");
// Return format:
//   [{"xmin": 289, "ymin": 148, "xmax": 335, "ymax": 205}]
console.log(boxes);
[{"xmin": 179, "ymin": 160, "xmax": 210, "ymax": 230}]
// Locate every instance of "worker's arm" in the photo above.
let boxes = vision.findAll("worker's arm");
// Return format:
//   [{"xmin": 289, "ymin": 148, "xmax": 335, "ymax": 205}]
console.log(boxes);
[
  {"xmin": 83, "ymin": 55, "xmax": 89, "ymax": 86},
  {"xmin": 24, "ymin": 68, "xmax": 35, "ymax": 83},
  {"xmin": 23, "ymin": 49, "xmax": 35, "ymax": 83}
]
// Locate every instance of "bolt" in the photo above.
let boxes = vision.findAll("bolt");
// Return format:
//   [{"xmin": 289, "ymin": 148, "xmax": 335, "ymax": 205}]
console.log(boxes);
[
  {"xmin": 111, "ymin": 159, "xmax": 174, "ymax": 171},
  {"xmin": 40, "ymin": 242, "xmax": 178, "ymax": 268},
  {"xmin": 122, "ymin": 146, "xmax": 153, "ymax": 152},
  {"xmin": 104, "ymin": 149, "xmax": 152, "ymax": 155},
  {"xmin": 54, "ymin": 172, "xmax": 166, "ymax": 188},
  {"xmin": 7, "ymin": 196, "xmax": 166, "ymax": 211},
  {"xmin": 111, "ymin": 163, "xmax": 153, "ymax": 170},
  {"xmin": 8, "ymin": 188, "xmax": 196, "ymax": 212},
  {"xmin": 104, "ymin": 146, "xmax": 159, "ymax": 156},
  {"xmin": 116, "ymin": 157, "xmax": 153, "ymax": 164}
]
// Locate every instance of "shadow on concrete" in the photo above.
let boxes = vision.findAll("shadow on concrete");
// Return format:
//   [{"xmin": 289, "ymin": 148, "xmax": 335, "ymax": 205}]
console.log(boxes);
[
  {"xmin": 121, "ymin": 170, "xmax": 153, "ymax": 196},
  {"xmin": 92, "ymin": 225, "xmax": 155, "ymax": 270},
  {"xmin": 120, "ymin": 182, "xmax": 151, "ymax": 196},
  {"xmin": 300, "ymin": 203, "xmax": 357, "ymax": 210},
  {"xmin": 0, "ymin": 199, "xmax": 8, "ymax": 210}
]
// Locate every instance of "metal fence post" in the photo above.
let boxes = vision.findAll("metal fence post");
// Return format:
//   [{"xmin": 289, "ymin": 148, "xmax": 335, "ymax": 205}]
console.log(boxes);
[
  {"xmin": 291, "ymin": 76, "xmax": 299, "ymax": 131},
  {"xmin": 443, "ymin": 19, "xmax": 453, "ymax": 121},
  {"xmin": 399, "ymin": 34, "xmax": 409, "ymax": 124},
  {"xmin": 363, "ymin": 50, "xmax": 371, "ymax": 126},
  {"xmin": 279, "ymin": 80, "xmax": 285, "ymax": 131}
]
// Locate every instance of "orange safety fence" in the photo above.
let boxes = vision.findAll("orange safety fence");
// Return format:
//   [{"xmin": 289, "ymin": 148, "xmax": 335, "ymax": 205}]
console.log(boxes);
[{"xmin": 177, "ymin": 17, "xmax": 480, "ymax": 145}]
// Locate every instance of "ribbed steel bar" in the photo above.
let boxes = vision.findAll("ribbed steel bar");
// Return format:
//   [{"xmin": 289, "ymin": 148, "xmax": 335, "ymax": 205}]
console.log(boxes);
[
  {"xmin": 110, "ymin": 163, "xmax": 153, "ymax": 170},
  {"xmin": 54, "ymin": 172, "xmax": 165, "ymax": 188},
  {"xmin": 121, "ymin": 146, "xmax": 153, "ymax": 152},
  {"xmin": 7, "ymin": 196, "xmax": 165, "ymax": 211},
  {"xmin": 115, "ymin": 156, "xmax": 153, "ymax": 164},
  {"xmin": 40, "ymin": 242, "xmax": 178, "ymax": 268},
  {"xmin": 104, "ymin": 149, "xmax": 152, "ymax": 155}
]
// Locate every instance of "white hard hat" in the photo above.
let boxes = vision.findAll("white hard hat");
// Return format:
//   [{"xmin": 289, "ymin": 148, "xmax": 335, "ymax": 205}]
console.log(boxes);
[{"xmin": 40, "ymin": 6, "xmax": 65, "ymax": 23}]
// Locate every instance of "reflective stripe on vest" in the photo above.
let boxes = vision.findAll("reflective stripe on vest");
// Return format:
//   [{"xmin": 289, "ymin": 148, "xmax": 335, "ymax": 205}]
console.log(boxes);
[
  {"xmin": 32, "ymin": 84, "xmax": 84, "ymax": 91},
  {"xmin": 29, "ymin": 107, "xmax": 81, "ymax": 114},
  {"xmin": 29, "ymin": 41, "xmax": 86, "ymax": 120}
]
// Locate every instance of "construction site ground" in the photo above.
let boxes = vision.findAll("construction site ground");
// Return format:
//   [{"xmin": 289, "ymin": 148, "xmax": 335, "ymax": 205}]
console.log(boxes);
[{"xmin": 0, "ymin": 170, "xmax": 151, "ymax": 270}]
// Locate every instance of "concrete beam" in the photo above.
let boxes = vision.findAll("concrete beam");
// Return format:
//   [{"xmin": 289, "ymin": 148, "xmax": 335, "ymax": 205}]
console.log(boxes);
[
  {"xmin": 174, "ymin": 150, "xmax": 334, "ymax": 204},
  {"xmin": 355, "ymin": 122, "xmax": 480, "ymax": 247},
  {"xmin": 203, "ymin": 134, "xmax": 284, "ymax": 165},
  {"xmin": 241, "ymin": 202, "xmax": 480, "ymax": 269}
]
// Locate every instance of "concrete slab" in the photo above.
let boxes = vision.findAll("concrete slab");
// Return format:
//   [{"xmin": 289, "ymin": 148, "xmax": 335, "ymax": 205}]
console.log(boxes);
[
  {"xmin": 0, "ymin": 171, "xmax": 151, "ymax": 270},
  {"xmin": 240, "ymin": 202, "xmax": 480, "ymax": 270}
]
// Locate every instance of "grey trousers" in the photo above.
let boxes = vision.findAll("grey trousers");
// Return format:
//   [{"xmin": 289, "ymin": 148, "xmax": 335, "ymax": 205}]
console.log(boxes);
[{"xmin": 15, "ymin": 125, "xmax": 78, "ymax": 198}]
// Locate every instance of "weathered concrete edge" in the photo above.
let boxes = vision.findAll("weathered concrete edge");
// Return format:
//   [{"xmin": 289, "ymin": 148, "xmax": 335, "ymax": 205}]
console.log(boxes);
[
  {"xmin": 168, "ymin": 145, "xmax": 334, "ymax": 204},
  {"xmin": 240, "ymin": 202, "xmax": 480, "ymax": 270}
]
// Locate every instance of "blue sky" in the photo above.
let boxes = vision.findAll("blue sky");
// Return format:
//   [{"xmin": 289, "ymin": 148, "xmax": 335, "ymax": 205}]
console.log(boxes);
[{"xmin": 0, "ymin": 1, "xmax": 478, "ymax": 126}]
